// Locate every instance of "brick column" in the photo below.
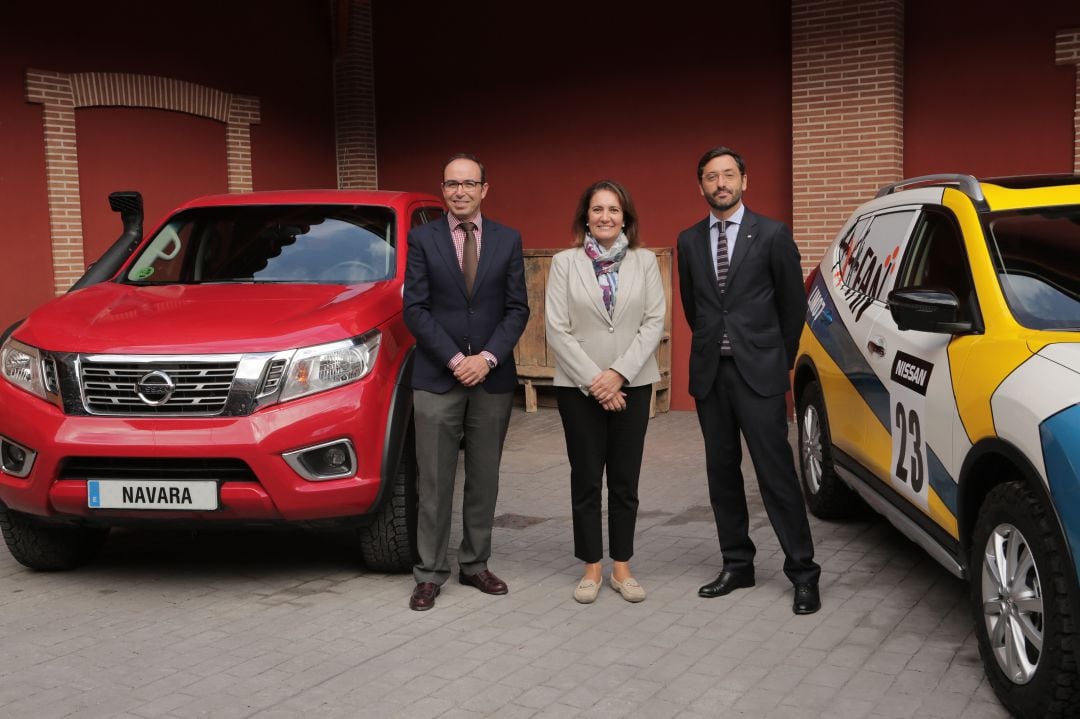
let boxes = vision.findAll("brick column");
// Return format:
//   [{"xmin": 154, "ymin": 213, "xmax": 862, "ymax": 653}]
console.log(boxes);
[
  {"xmin": 1056, "ymin": 29, "xmax": 1080, "ymax": 174},
  {"xmin": 227, "ymin": 96, "xmax": 262, "ymax": 193},
  {"xmin": 334, "ymin": 0, "xmax": 378, "ymax": 189},
  {"xmin": 26, "ymin": 70, "xmax": 261, "ymax": 294},
  {"xmin": 25, "ymin": 70, "xmax": 86, "ymax": 294},
  {"xmin": 791, "ymin": 0, "xmax": 905, "ymax": 275}
]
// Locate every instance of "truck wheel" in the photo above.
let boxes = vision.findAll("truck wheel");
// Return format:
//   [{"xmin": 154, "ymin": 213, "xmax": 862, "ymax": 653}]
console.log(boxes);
[
  {"xmin": 970, "ymin": 481, "xmax": 1080, "ymax": 718},
  {"xmin": 797, "ymin": 380, "xmax": 860, "ymax": 519},
  {"xmin": 359, "ymin": 428, "xmax": 418, "ymax": 572},
  {"xmin": 0, "ymin": 508, "xmax": 109, "ymax": 571}
]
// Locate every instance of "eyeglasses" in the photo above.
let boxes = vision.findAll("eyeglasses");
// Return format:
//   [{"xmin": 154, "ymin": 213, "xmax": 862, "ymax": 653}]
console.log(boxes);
[
  {"xmin": 442, "ymin": 180, "xmax": 484, "ymax": 192},
  {"xmin": 702, "ymin": 171, "xmax": 742, "ymax": 184}
]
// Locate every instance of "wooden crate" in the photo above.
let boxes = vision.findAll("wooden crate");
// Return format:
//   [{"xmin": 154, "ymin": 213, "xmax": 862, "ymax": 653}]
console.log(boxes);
[{"xmin": 515, "ymin": 247, "xmax": 673, "ymax": 414}]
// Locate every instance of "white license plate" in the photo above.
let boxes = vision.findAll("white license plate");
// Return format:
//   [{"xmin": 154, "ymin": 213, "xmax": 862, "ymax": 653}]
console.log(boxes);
[{"xmin": 87, "ymin": 480, "xmax": 219, "ymax": 510}]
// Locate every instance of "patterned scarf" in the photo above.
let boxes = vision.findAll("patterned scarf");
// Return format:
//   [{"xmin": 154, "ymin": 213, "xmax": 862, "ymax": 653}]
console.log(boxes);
[{"xmin": 583, "ymin": 232, "xmax": 629, "ymax": 317}]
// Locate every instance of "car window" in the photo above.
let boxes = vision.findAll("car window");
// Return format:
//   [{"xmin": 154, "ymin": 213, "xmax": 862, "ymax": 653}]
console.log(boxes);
[
  {"xmin": 422, "ymin": 206, "xmax": 445, "ymax": 224},
  {"xmin": 895, "ymin": 209, "xmax": 978, "ymax": 323},
  {"xmin": 838, "ymin": 209, "xmax": 915, "ymax": 304},
  {"xmin": 410, "ymin": 209, "xmax": 427, "ymax": 228},
  {"xmin": 124, "ymin": 205, "xmax": 397, "ymax": 285},
  {"xmin": 985, "ymin": 205, "xmax": 1080, "ymax": 330}
]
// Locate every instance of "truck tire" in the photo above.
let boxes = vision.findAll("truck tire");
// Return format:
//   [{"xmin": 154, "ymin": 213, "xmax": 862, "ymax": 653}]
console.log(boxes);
[
  {"xmin": 359, "ymin": 428, "xmax": 418, "ymax": 572},
  {"xmin": 970, "ymin": 481, "xmax": 1080, "ymax": 718},
  {"xmin": 797, "ymin": 380, "xmax": 861, "ymax": 519},
  {"xmin": 0, "ymin": 507, "xmax": 109, "ymax": 571}
]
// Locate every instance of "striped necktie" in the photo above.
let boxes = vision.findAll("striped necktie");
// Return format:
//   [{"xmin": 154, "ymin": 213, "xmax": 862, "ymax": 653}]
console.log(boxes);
[{"xmin": 716, "ymin": 220, "xmax": 732, "ymax": 354}]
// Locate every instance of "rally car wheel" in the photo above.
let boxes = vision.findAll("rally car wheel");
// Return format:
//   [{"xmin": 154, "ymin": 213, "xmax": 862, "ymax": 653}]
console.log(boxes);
[
  {"xmin": 971, "ymin": 482, "xmax": 1080, "ymax": 718},
  {"xmin": 0, "ymin": 507, "xmax": 109, "ymax": 571},
  {"xmin": 797, "ymin": 380, "xmax": 860, "ymax": 519},
  {"xmin": 358, "ymin": 428, "xmax": 419, "ymax": 572}
]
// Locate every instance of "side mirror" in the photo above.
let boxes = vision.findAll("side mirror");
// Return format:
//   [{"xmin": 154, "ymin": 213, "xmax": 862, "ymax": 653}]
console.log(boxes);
[{"xmin": 888, "ymin": 288, "xmax": 973, "ymax": 334}]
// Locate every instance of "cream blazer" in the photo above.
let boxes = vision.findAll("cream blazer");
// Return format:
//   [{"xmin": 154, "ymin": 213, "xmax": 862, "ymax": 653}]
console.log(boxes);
[{"xmin": 545, "ymin": 247, "xmax": 666, "ymax": 393}]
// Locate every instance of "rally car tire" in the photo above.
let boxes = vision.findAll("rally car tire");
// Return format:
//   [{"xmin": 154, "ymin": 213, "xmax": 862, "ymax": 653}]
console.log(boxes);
[
  {"xmin": 970, "ymin": 481, "xmax": 1080, "ymax": 718},
  {"xmin": 358, "ymin": 428, "xmax": 419, "ymax": 572},
  {"xmin": 796, "ymin": 380, "xmax": 860, "ymax": 519},
  {"xmin": 0, "ymin": 507, "xmax": 109, "ymax": 571}
]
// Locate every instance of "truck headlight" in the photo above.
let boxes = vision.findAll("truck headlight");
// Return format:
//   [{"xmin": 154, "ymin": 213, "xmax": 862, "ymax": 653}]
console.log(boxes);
[
  {"xmin": 279, "ymin": 331, "xmax": 381, "ymax": 403},
  {"xmin": 1, "ymin": 338, "xmax": 48, "ymax": 400}
]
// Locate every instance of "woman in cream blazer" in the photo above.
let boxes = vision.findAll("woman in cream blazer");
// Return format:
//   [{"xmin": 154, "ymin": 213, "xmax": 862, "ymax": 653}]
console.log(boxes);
[{"xmin": 545, "ymin": 180, "xmax": 665, "ymax": 604}]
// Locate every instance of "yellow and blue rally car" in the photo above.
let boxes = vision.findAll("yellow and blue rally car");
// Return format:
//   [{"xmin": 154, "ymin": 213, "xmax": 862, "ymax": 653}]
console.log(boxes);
[{"xmin": 794, "ymin": 174, "xmax": 1080, "ymax": 718}]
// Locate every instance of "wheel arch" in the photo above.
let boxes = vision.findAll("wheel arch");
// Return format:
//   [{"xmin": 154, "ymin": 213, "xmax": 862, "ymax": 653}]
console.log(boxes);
[
  {"xmin": 958, "ymin": 437, "xmax": 1079, "ymax": 602},
  {"xmin": 372, "ymin": 345, "xmax": 415, "ymax": 514},
  {"xmin": 793, "ymin": 356, "xmax": 819, "ymax": 405}
]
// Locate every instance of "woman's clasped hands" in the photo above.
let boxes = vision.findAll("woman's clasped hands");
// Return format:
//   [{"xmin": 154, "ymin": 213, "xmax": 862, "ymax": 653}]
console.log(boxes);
[{"xmin": 589, "ymin": 368, "xmax": 627, "ymax": 411}]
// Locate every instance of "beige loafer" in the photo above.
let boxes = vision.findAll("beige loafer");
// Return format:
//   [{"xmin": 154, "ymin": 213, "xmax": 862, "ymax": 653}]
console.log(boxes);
[
  {"xmin": 574, "ymin": 577, "xmax": 601, "ymax": 604},
  {"xmin": 610, "ymin": 575, "xmax": 646, "ymax": 603}
]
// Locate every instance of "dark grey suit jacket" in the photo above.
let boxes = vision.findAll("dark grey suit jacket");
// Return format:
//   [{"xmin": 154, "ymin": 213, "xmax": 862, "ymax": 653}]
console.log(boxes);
[
  {"xmin": 676, "ymin": 208, "xmax": 806, "ymax": 399},
  {"xmin": 403, "ymin": 215, "xmax": 530, "ymax": 394}
]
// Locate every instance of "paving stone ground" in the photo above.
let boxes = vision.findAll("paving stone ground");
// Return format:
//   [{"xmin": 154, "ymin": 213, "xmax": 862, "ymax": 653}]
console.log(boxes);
[{"xmin": 0, "ymin": 408, "xmax": 1009, "ymax": 718}]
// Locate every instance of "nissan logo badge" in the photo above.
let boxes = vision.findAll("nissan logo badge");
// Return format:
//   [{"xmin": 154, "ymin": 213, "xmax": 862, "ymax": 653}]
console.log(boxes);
[{"xmin": 136, "ymin": 370, "xmax": 175, "ymax": 405}]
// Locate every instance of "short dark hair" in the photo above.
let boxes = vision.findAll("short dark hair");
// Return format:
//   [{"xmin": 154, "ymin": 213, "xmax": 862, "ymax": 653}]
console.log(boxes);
[
  {"xmin": 443, "ymin": 152, "xmax": 486, "ymax": 183},
  {"xmin": 696, "ymin": 146, "xmax": 746, "ymax": 181},
  {"xmin": 570, "ymin": 180, "xmax": 641, "ymax": 248}
]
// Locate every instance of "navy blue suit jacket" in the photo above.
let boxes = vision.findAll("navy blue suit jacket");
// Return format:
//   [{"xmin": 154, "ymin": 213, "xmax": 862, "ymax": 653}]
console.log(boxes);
[
  {"xmin": 676, "ymin": 208, "xmax": 806, "ymax": 399},
  {"xmin": 403, "ymin": 215, "xmax": 530, "ymax": 394}
]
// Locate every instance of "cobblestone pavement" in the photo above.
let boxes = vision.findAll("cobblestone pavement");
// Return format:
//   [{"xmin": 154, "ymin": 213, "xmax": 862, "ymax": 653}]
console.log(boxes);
[{"xmin": 0, "ymin": 408, "xmax": 1009, "ymax": 718}]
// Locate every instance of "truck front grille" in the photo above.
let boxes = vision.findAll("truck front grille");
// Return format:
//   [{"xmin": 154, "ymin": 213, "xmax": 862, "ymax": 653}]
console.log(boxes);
[{"xmin": 80, "ymin": 360, "xmax": 238, "ymax": 416}]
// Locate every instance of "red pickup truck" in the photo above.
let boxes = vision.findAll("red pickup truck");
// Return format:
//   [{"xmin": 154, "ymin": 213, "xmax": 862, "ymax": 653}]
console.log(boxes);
[{"xmin": 0, "ymin": 190, "xmax": 446, "ymax": 571}]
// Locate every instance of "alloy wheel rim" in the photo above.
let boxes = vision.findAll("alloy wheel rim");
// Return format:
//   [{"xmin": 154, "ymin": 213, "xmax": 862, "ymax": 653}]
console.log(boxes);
[
  {"xmin": 800, "ymin": 404, "xmax": 822, "ymax": 494},
  {"xmin": 981, "ymin": 522, "xmax": 1044, "ymax": 685}
]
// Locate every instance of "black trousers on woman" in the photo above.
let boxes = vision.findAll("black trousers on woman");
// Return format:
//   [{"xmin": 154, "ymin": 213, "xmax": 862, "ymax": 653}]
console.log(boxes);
[{"xmin": 555, "ymin": 384, "xmax": 652, "ymax": 563}]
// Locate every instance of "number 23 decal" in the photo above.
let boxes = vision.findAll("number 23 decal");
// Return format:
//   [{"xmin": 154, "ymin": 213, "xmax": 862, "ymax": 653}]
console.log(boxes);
[
  {"xmin": 894, "ymin": 401, "xmax": 924, "ymax": 493},
  {"xmin": 889, "ymin": 350, "xmax": 932, "ymax": 508}
]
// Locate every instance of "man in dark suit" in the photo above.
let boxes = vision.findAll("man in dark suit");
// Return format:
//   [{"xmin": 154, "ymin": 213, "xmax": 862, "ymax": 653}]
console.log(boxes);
[
  {"xmin": 676, "ymin": 147, "xmax": 821, "ymax": 614},
  {"xmin": 403, "ymin": 153, "xmax": 530, "ymax": 611}
]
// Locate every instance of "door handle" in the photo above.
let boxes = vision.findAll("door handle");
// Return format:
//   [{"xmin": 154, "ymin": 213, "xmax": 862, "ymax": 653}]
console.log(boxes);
[{"xmin": 867, "ymin": 336, "xmax": 886, "ymax": 357}]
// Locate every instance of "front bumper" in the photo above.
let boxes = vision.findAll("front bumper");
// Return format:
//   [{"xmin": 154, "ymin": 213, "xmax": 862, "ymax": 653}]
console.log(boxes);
[{"xmin": 0, "ymin": 374, "xmax": 392, "ymax": 523}]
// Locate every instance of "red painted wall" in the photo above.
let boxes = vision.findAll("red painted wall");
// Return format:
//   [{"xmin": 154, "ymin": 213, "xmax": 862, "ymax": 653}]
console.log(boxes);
[
  {"xmin": 374, "ymin": 2, "xmax": 794, "ymax": 411},
  {"xmin": 905, "ymin": 1, "xmax": 1080, "ymax": 176},
  {"xmin": 0, "ymin": 1, "xmax": 337, "ymax": 333}
]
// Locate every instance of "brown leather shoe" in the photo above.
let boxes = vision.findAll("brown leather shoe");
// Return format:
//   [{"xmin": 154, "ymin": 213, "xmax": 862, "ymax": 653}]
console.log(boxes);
[
  {"xmin": 409, "ymin": 582, "xmax": 440, "ymax": 611},
  {"xmin": 458, "ymin": 569, "xmax": 508, "ymax": 595}
]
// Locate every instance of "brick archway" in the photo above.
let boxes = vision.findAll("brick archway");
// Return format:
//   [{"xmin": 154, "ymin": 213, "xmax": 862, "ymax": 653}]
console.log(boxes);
[{"xmin": 25, "ymin": 69, "xmax": 261, "ymax": 294}]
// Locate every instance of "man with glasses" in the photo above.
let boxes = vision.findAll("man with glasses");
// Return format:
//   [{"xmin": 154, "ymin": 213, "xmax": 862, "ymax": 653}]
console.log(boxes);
[
  {"xmin": 676, "ymin": 146, "xmax": 821, "ymax": 614},
  {"xmin": 403, "ymin": 153, "xmax": 530, "ymax": 611}
]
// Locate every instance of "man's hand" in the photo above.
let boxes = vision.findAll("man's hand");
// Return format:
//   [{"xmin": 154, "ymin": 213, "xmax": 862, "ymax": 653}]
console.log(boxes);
[
  {"xmin": 453, "ymin": 355, "xmax": 491, "ymax": 387},
  {"xmin": 589, "ymin": 369, "xmax": 626, "ymax": 403}
]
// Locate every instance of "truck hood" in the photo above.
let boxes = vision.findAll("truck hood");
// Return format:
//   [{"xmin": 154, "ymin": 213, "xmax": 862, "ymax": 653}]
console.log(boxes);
[
  {"xmin": 1034, "ymin": 342, "xmax": 1080, "ymax": 376},
  {"xmin": 14, "ymin": 282, "xmax": 402, "ymax": 354}
]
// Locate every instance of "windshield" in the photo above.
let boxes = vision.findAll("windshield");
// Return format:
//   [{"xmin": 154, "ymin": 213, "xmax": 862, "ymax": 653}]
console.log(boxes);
[
  {"xmin": 985, "ymin": 205, "xmax": 1080, "ymax": 331},
  {"xmin": 124, "ymin": 205, "xmax": 396, "ymax": 285}
]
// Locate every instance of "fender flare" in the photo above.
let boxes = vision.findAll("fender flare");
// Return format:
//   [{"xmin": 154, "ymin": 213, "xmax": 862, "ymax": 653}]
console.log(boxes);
[
  {"xmin": 793, "ymin": 355, "xmax": 820, "ymax": 403},
  {"xmin": 371, "ymin": 346, "xmax": 415, "ymax": 514},
  {"xmin": 958, "ymin": 437, "xmax": 1080, "ymax": 612}
]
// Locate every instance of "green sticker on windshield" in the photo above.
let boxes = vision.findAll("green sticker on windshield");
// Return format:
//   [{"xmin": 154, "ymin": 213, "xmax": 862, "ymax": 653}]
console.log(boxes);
[{"xmin": 132, "ymin": 267, "xmax": 155, "ymax": 280}]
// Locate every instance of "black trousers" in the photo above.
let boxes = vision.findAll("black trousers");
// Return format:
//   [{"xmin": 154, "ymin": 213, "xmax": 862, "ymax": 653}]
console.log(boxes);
[
  {"xmin": 556, "ymin": 384, "xmax": 652, "ymax": 563},
  {"xmin": 695, "ymin": 358, "xmax": 821, "ymax": 585}
]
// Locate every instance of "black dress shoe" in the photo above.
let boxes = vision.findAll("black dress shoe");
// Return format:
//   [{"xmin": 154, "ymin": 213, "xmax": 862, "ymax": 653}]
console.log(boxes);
[
  {"xmin": 793, "ymin": 583, "xmax": 821, "ymax": 615},
  {"xmin": 409, "ymin": 582, "xmax": 440, "ymax": 611},
  {"xmin": 698, "ymin": 569, "xmax": 755, "ymax": 598},
  {"xmin": 458, "ymin": 569, "xmax": 509, "ymax": 595}
]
